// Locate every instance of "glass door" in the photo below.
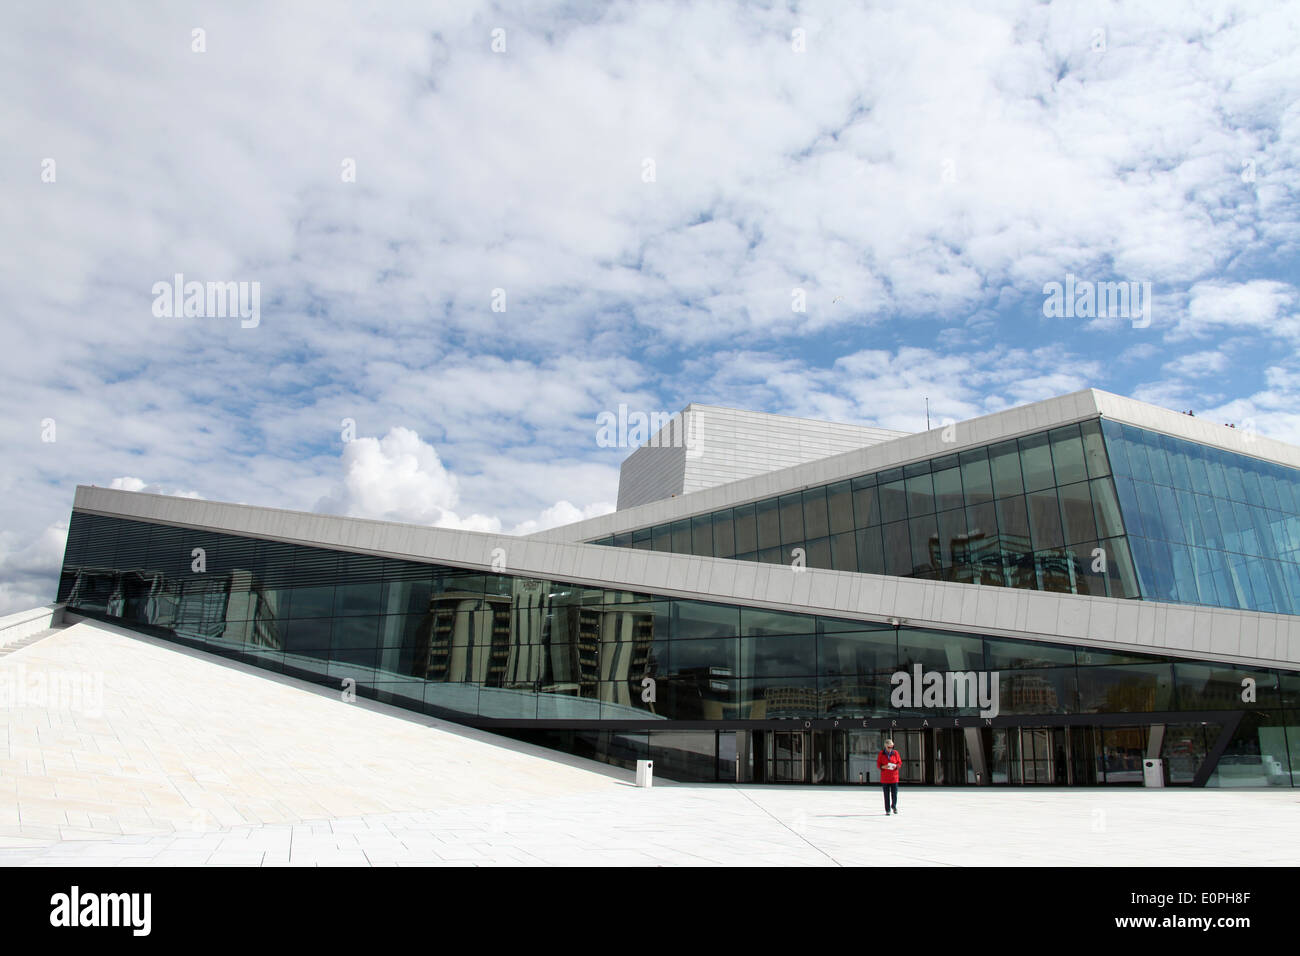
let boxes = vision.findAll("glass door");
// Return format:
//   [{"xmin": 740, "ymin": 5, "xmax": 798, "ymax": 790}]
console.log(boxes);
[
  {"xmin": 930, "ymin": 728, "xmax": 970, "ymax": 784},
  {"xmin": 769, "ymin": 731, "xmax": 807, "ymax": 782},
  {"xmin": 889, "ymin": 731, "xmax": 924, "ymax": 784},
  {"xmin": 1101, "ymin": 726, "xmax": 1148, "ymax": 784},
  {"xmin": 846, "ymin": 731, "xmax": 877, "ymax": 784},
  {"xmin": 809, "ymin": 730, "xmax": 846, "ymax": 784}
]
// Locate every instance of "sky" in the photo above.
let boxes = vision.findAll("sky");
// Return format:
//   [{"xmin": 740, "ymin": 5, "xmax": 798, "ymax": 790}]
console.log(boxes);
[{"xmin": 1, "ymin": 0, "xmax": 1298, "ymax": 613}]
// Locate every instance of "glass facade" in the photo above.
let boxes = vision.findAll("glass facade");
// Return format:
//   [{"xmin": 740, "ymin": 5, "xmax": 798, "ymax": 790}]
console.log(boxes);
[
  {"xmin": 57, "ymin": 509, "xmax": 1300, "ymax": 786},
  {"xmin": 595, "ymin": 418, "xmax": 1300, "ymax": 622},
  {"xmin": 1103, "ymin": 420, "xmax": 1300, "ymax": 614},
  {"xmin": 591, "ymin": 420, "xmax": 1140, "ymax": 599}
]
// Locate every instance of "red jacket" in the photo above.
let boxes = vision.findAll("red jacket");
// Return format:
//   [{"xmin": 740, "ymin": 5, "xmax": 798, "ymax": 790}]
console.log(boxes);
[{"xmin": 877, "ymin": 749, "xmax": 902, "ymax": 784}]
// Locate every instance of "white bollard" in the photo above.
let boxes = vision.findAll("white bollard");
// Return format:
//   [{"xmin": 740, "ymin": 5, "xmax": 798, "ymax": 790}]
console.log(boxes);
[
  {"xmin": 636, "ymin": 759, "xmax": 654, "ymax": 788},
  {"xmin": 1142, "ymin": 758, "xmax": 1165, "ymax": 788}
]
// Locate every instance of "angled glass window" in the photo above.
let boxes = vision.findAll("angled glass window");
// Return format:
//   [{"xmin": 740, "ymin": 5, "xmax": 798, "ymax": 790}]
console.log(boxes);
[
  {"xmin": 909, "ymin": 514, "xmax": 939, "ymax": 574},
  {"xmin": 1163, "ymin": 434, "xmax": 1191, "ymax": 489},
  {"xmin": 712, "ymin": 509, "xmax": 735, "ymax": 558},
  {"xmin": 1080, "ymin": 419, "xmax": 1110, "ymax": 478},
  {"xmin": 830, "ymin": 531, "xmax": 857, "ymax": 572},
  {"xmin": 802, "ymin": 487, "xmax": 829, "ymax": 540},
  {"xmin": 882, "ymin": 520, "xmax": 911, "ymax": 576},
  {"xmin": 932, "ymin": 457, "xmax": 964, "ymax": 512},
  {"xmin": 756, "ymin": 499, "xmax": 781, "ymax": 551},
  {"xmin": 741, "ymin": 607, "xmax": 809, "ymax": 636},
  {"xmin": 651, "ymin": 524, "xmax": 670, "ymax": 552},
  {"xmin": 988, "ymin": 440, "xmax": 1023, "ymax": 499},
  {"xmin": 805, "ymin": 536, "xmax": 832, "ymax": 569},
  {"xmin": 852, "ymin": 476, "xmax": 880, "ymax": 528},
  {"xmin": 856, "ymin": 526, "xmax": 885, "ymax": 575},
  {"xmin": 675, "ymin": 601, "xmax": 739, "ymax": 640},
  {"xmin": 733, "ymin": 503, "xmax": 757, "ymax": 554},
  {"xmin": 671, "ymin": 519, "xmax": 691, "ymax": 553},
  {"xmin": 935, "ymin": 508, "xmax": 965, "ymax": 570},
  {"xmin": 1049, "ymin": 425, "xmax": 1088, "ymax": 486},
  {"xmin": 778, "ymin": 493, "xmax": 804, "ymax": 545},
  {"xmin": 691, "ymin": 514, "xmax": 713, "ymax": 557},
  {"xmin": 826, "ymin": 480, "xmax": 855, "ymax": 534},
  {"xmin": 878, "ymin": 478, "xmax": 907, "ymax": 523},
  {"xmin": 960, "ymin": 447, "xmax": 994, "ymax": 505},
  {"xmin": 905, "ymin": 471, "xmax": 935, "ymax": 516},
  {"xmin": 1019, "ymin": 433, "xmax": 1055, "ymax": 493}
]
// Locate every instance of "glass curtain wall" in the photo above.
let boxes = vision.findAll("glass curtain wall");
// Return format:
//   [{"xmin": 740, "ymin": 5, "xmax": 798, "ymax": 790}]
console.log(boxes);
[
  {"xmin": 1102, "ymin": 420, "xmax": 1300, "ymax": 614},
  {"xmin": 593, "ymin": 420, "xmax": 1140, "ymax": 600},
  {"xmin": 57, "ymin": 510, "xmax": 1300, "ymax": 785}
]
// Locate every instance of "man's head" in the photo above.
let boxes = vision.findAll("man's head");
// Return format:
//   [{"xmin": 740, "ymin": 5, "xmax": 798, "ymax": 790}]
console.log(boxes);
[{"xmin": 884, "ymin": 738, "xmax": 894, "ymax": 749}]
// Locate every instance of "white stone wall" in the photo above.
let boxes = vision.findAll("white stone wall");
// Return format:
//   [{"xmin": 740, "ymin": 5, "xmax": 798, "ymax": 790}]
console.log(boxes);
[{"xmin": 616, "ymin": 404, "xmax": 907, "ymax": 509}]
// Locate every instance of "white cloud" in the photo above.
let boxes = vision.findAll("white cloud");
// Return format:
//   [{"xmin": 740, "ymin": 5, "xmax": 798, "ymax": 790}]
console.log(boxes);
[
  {"xmin": 1161, "ymin": 349, "xmax": 1231, "ymax": 379},
  {"xmin": 1, "ymin": 1, "xmax": 1298, "ymax": 610},
  {"xmin": 0, "ymin": 523, "xmax": 68, "ymax": 614},
  {"xmin": 316, "ymin": 426, "xmax": 614, "ymax": 535},
  {"xmin": 316, "ymin": 426, "xmax": 486, "ymax": 527},
  {"xmin": 513, "ymin": 500, "xmax": 616, "ymax": 536},
  {"xmin": 1176, "ymin": 281, "xmax": 1299, "ymax": 340},
  {"xmin": 108, "ymin": 477, "xmax": 204, "ymax": 498}
]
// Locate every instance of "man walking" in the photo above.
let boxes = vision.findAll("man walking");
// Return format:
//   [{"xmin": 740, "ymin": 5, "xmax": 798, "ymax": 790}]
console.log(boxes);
[{"xmin": 877, "ymin": 738, "xmax": 901, "ymax": 815}]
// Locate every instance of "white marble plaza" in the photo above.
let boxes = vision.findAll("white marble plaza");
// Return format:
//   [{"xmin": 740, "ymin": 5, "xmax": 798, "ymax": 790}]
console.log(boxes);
[{"xmin": 1, "ymin": 618, "xmax": 1295, "ymax": 867}]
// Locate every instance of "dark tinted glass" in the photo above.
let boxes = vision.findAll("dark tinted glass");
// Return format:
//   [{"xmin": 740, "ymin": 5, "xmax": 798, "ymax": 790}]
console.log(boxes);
[
  {"xmin": 713, "ymin": 509, "xmax": 736, "ymax": 558},
  {"xmin": 878, "ymin": 480, "xmax": 907, "ymax": 522},
  {"xmin": 752, "ymin": 499, "xmax": 778, "ymax": 550},
  {"xmin": 675, "ymin": 601, "xmax": 739, "ymax": 639},
  {"xmin": 960, "ymin": 447, "xmax": 994, "ymax": 504},
  {"xmin": 852, "ymin": 477, "xmax": 880, "ymax": 528},
  {"xmin": 671, "ymin": 519, "xmax": 691, "ymax": 553},
  {"xmin": 905, "ymin": 472, "xmax": 935, "ymax": 516},
  {"xmin": 988, "ymin": 440, "xmax": 1023, "ymax": 498},
  {"xmin": 733, "ymin": 503, "xmax": 757, "ymax": 554},
  {"xmin": 1027, "ymin": 490, "xmax": 1065, "ymax": 553},
  {"xmin": 857, "ymin": 526, "xmax": 885, "ymax": 575},
  {"xmin": 830, "ymin": 531, "xmax": 858, "ymax": 572},
  {"xmin": 686, "ymin": 514, "xmax": 710, "ymax": 556},
  {"xmin": 1058, "ymin": 481, "xmax": 1098, "ymax": 545},
  {"xmin": 779, "ymin": 493, "xmax": 804, "ymax": 544},
  {"xmin": 802, "ymin": 487, "xmax": 829, "ymax": 540},
  {"xmin": 882, "ymin": 520, "xmax": 911, "ymax": 575},
  {"xmin": 826, "ymin": 480, "xmax": 855, "ymax": 534},
  {"xmin": 60, "ymin": 510, "xmax": 1300, "ymax": 739},
  {"xmin": 932, "ymin": 462, "xmax": 963, "ymax": 512},
  {"xmin": 909, "ymin": 515, "xmax": 939, "ymax": 574}
]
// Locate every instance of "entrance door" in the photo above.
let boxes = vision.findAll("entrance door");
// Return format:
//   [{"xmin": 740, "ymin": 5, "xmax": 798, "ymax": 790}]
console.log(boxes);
[
  {"xmin": 1016, "ymin": 727, "xmax": 1070, "ymax": 784},
  {"xmin": 769, "ymin": 731, "xmax": 807, "ymax": 782},
  {"xmin": 808, "ymin": 730, "xmax": 843, "ymax": 784},
  {"xmin": 929, "ymin": 728, "xmax": 970, "ymax": 784},
  {"xmin": 1100, "ymin": 726, "xmax": 1148, "ymax": 784}
]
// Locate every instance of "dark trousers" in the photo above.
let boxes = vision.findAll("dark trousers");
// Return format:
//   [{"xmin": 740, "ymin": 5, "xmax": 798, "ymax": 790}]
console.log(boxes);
[{"xmin": 882, "ymin": 782, "xmax": 898, "ymax": 811}]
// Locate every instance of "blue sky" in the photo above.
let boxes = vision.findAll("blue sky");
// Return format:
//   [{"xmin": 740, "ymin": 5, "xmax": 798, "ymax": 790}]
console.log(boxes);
[{"xmin": 1, "ymin": 0, "xmax": 1298, "ymax": 611}]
